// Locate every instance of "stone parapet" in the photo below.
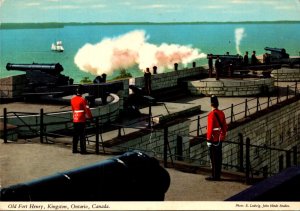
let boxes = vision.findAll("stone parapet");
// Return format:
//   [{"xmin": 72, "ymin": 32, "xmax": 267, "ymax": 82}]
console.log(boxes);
[
  {"xmin": 129, "ymin": 67, "xmax": 204, "ymax": 90},
  {"xmin": 271, "ymin": 68, "xmax": 300, "ymax": 82},
  {"xmin": 188, "ymin": 78, "xmax": 275, "ymax": 96},
  {"xmin": 0, "ymin": 75, "xmax": 26, "ymax": 98}
]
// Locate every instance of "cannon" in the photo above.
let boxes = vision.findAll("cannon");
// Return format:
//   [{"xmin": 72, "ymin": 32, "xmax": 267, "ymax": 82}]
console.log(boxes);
[
  {"xmin": 6, "ymin": 62, "xmax": 73, "ymax": 90},
  {"xmin": 126, "ymin": 85, "xmax": 157, "ymax": 116},
  {"xmin": 6, "ymin": 63, "xmax": 64, "ymax": 74},
  {"xmin": 207, "ymin": 54, "xmax": 244, "ymax": 69},
  {"xmin": 264, "ymin": 47, "xmax": 289, "ymax": 59},
  {"xmin": 207, "ymin": 54, "xmax": 243, "ymax": 65},
  {"xmin": 0, "ymin": 151, "xmax": 170, "ymax": 201},
  {"xmin": 264, "ymin": 47, "xmax": 300, "ymax": 67},
  {"xmin": 5, "ymin": 63, "xmax": 124, "ymax": 105}
]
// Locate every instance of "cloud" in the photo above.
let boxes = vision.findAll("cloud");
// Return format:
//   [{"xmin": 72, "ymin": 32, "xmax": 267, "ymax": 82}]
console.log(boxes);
[
  {"xmin": 137, "ymin": 4, "xmax": 169, "ymax": 9},
  {"xmin": 202, "ymin": 5, "xmax": 227, "ymax": 9},
  {"xmin": 231, "ymin": 0, "xmax": 277, "ymax": 4},
  {"xmin": 43, "ymin": 5, "xmax": 80, "ymax": 10},
  {"xmin": 275, "ymin": 5, "xmax": 294, "ymax": 10},
  {"xmin": 90, "ymin": 4, "xmax": 106, "ymax": 9},
  {"xmin": 25, "ymin": 2, "xmax": 40, "ymax": 7}
]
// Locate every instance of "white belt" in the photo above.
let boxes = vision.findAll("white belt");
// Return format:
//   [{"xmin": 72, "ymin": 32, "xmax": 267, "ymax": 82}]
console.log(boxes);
[
  {"xmin": 213, "ymin": 128, "xmax": 221, "ymax": 131},
  {"xmin": 74, "ymin": 110, "xmax": 84, "ymax": 113}
]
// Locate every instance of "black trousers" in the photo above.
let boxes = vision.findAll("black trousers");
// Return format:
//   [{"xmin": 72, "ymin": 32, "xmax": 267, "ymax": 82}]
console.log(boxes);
[
  {"xmin": 208, "ymin": 142, "xmax": 223, "ymax": 179},
  {"xmin": 73, "ymin": 122, "xmax": 86, "ymax": 153}
]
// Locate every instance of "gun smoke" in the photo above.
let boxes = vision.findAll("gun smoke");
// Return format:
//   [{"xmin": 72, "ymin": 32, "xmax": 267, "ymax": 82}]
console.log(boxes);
[
  {"xmin": 235, "ymin": 28, "xmax": 246, "ymax": 55},
  {"xmin": 74, "ymin": 30, "xmax": 206, "ymax": 76}
]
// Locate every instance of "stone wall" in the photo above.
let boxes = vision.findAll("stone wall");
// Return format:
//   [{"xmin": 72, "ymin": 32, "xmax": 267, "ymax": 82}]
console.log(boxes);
[
  {"xmin": 0, "ymin": 75, "xmax": 26, "ymax": 98},
  {"xmin": 188, "ymin": 78, "xmax": 275, "ymax": 96},
  {"xmin": 129, "ymin": 67, "xmax": 204, "ymax": 90},
  {"xmin": 271, "ymin": 68, "xmax": 300, "ymax": 82}
]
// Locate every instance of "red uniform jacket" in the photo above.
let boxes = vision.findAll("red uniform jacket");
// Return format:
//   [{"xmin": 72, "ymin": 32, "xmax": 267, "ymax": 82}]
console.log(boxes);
[
  {"xmin": 207, "ymin": 109, "xmax": 227, "ymax": 142},
  {"xmin": 71, "ymin": 95, "xmax": 93, "ymax": 123}
]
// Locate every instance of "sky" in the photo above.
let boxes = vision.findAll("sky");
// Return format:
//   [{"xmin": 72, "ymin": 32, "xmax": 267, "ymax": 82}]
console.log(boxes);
[{"xmin": 0, "ymin": 0, "xmax": 300, "ymax": 23}]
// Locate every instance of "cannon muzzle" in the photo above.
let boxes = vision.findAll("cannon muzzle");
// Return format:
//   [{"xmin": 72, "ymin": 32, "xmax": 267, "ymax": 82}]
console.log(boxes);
[
  {"xmin": 6, "ymin": 63, "xmax": 64, "ymax": 74},
  {"xmin": 0, "ymin": 151, "xmax": 170, "ymax": 201}
]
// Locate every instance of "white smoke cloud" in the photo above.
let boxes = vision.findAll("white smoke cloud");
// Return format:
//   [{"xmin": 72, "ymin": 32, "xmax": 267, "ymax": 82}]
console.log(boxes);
[
  {"xmin": 235, "ymin": 28, "xmax": 246, "ymax": 55},
  {"xmin": 74, "ymin": 30, "xmax": 206, "ymax": 76},
  {"xmin": 0, "ymin": 0, "xmax": 5, "ymax": 7}
]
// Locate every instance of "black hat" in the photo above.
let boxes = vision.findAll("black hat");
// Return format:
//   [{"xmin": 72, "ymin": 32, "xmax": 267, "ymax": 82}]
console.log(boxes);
[
  {"xmin": 210, "ymin": 95, "xmax": 219, "ymax": 107},
  {"xmin": 76, "ymin": 84, "xmax": 84, "ymax": 95}
]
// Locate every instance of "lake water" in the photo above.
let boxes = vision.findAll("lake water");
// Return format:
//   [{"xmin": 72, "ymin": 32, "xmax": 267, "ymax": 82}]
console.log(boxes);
[{"xmin": 1, "ymin": 23, "xmax": 299, "ymax": 83}]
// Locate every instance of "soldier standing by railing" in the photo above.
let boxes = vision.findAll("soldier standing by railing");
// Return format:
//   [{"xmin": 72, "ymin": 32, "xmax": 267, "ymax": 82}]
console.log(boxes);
[
  {"xmin": 206, "ymin": 95, "xmax": 227, "ymax": 181},
  {"xmin": 71, "ymin": 85, "xmax": 93, "ymax": 154}
]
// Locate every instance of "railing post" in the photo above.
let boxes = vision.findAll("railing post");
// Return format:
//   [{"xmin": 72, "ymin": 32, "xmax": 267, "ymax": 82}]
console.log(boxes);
[
  {"xmin": 245, "ymin": 137, "xmax": 250, "ymax": 184},
  {"xmin": 230, "ymin": 104, "xmax": 234, "ymax": 123},
  {"xmin": 286, "ymin": 151, "xmax": 291, "ymax": 168},
  {"xmin": 118, "ymin": 126, "xmax": 122, "ymax": 137},
  {"xmin": 256, "ymin": 97, "xmax": 259, "ymax": 112},
  {"xmin": 293, "ymin": 146, "xmax": 297, "ymax": 165},
  {"xmin": 176, "ymin": 135, "xmax": 183, "ymax": 161},
  {"xmin": 148, "ymin": 103, "xmax": 152, "ymax": 128},
  {"xmin": 164, "ymin": 127, "xmax": 168, "ymax": 168},
  {"xmin": 244, "ymin": 99, "xmax": 248, "ymax": 118},
  {"xmin": 267, "ymin": 96, "xmax": 270, "ymax": 108},
  {"xmin": 279, "ymin": 155, "xmax": 284, "ymax": 172},
  {"xmin": 277, "ymin": 86, "xmax": 280, "ymax": 104},
  {"xmin": 95, "ymin": 117, "xmax": 99, "ymax": 154},
  {"xmin": 197, "ymin": 115, "xmax": 200, "ymax": 137},
  {"xmin": 3, "ymin": 108, "xmax": 7, "ymax": 143},
  {"xmin": 238, "ymin": 133, "xmax": 244, "ymax": 172},
  {"xmin": 263, "ymin": 166, "xmax": 268, "ymax": 178},
  {"xmin": 286, "ymin": 85, "xmax": 289, "ymax": 100},
  {"xmin": 295, "ymin": 82, "xmax": 298, "ymax": 96},
  {"xmin": 40, "ymin": 108, "xmax": 44, "ymax": 143}
]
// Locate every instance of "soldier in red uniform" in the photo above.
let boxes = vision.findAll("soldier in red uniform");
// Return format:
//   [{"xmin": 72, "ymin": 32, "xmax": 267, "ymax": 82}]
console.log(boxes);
[
  {"xmin": 206, "ymin": 95, "xmax": 227, "ymax": 181},
  {"xmin": 71, "ymin": 85, "xmax": 93, "ymax": 154}
]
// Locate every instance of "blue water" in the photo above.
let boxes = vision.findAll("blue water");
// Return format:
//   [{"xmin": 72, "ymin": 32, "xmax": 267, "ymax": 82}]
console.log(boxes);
[{"xmin": 1, "ymin": 23, "xmax": 299, "ymax": 83}]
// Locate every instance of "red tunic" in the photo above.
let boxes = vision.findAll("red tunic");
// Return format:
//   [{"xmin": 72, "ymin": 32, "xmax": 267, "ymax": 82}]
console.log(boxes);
[
  {"xmin": 71, "ymin": 95, "xmax": 93, "ymax": 123},
  {"xmin": 207, "ymin": 109, "xmax": 227, "ymax": 142}
]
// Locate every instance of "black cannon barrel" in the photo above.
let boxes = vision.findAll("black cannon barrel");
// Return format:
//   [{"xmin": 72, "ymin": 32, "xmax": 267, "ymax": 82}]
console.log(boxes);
[
  {"xmin": 0, "ymin": 151, "xmax": 170, "ymax": 201},
  {"xmin": 264, "ymin": 47, "xmax": 287, "ymax": 54},
  {"xmin": 6, "ymin": 62, "xmax": 64, "ymax": 74},
  {"xmin": 207, "ymin": 54, "xmax": 242, "ymax": 60}
]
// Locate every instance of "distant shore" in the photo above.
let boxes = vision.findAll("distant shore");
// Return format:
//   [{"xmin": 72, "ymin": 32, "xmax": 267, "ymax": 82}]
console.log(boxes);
[{"xmin": 1, "ymin": 20, "xmax": 300, "ymax": 29}]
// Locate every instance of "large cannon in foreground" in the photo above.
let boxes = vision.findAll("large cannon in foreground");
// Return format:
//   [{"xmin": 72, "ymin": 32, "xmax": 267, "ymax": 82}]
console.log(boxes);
[
  {"xmin": 5, "ymin": 63, "xmax": 124, "ymax": 105},
  {"xmin": 0, "ymin": 151, "xmax": 170, "ymax": 201},
  {"xmin": 6, "ymin": 62, "xmax": 73, "ymax": 88}
]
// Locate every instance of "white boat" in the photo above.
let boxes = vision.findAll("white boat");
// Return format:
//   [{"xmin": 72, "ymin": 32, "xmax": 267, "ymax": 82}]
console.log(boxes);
[{"xmin": 51, "ymin": 41, "xmax": 64, "ymax": 52}]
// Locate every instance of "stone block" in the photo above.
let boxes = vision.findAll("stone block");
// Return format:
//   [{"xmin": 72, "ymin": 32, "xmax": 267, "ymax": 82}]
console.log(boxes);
[{"xmin": 206, "ymin": 81, "xmax": 224, "ymax": 87}]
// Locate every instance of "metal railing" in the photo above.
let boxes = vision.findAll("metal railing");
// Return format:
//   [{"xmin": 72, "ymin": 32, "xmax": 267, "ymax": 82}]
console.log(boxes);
[{"xmin": 189, "ymin": 82, "xmax": 299, "ymax": 137}]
